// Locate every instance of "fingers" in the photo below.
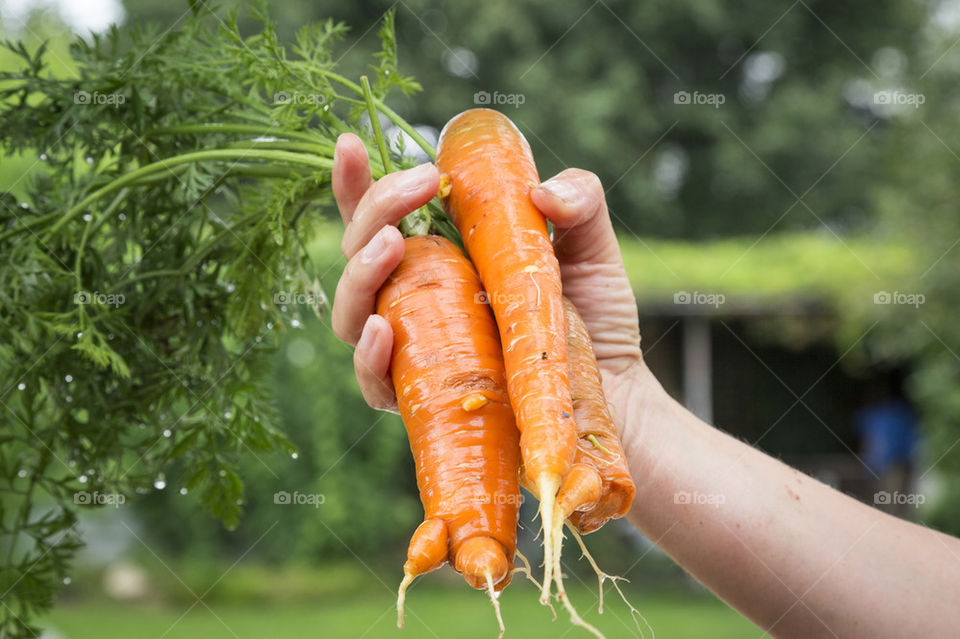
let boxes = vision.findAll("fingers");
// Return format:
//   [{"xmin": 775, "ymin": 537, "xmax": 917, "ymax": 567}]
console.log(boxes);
[
  {"xmin": 353, "ymin": 314, "xmax": 398, "ymax": 412},
  {"xmin": 332, "ymin": 133, "xmax": 373, "ymax": 224},
  {"xmin": 341, "ymin": 163, "xmax": 439, "ymax": 258},
  {"xmin": 332, "ymin": 225, "xmax": 405, "ymax": 345},
  {"xmin": 529, "ymin": 168, "xmax": 619, "ymax": 268}
]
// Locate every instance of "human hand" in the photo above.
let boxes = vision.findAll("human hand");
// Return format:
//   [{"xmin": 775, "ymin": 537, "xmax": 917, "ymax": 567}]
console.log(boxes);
[{"xmin": 330, "ymin": 133, "xmax": 644, "ymax": 423}]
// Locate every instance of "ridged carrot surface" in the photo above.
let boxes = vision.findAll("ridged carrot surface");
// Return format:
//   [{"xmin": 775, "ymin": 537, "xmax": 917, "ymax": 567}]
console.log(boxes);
[
  {"xmin": 377, "ymin": 235, "xmax": 521, "ymax": 622},
  {"xmin": 562, "ymin": 297, "xmax": 636, "ymax": 534},
  {"xmin": 437, "ymin": 108, "xmax": 579, "ymax": 603}
]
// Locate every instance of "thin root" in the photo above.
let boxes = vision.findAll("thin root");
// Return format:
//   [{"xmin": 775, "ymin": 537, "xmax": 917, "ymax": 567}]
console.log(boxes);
[
  {"xmin": 396, "ymin": 572, "xmax": 414, "ymax": 628},
  {"xmin": 485, "ymin": 573, "xmax": 506, "ymax": 639},
  {"xmin": 515, "ymin": 550, "xmax": 556, "ymax": 620},
  {"xmin": 552, "ymin": 518, "xmax": 605, "ymax": 639},
  {"xmin": 538, "ymin": 477, "xmax": 560, "ymax": 605},
  {"xmin": 566, "ymin": 522, "xmax": 655, "ymax": 639}
]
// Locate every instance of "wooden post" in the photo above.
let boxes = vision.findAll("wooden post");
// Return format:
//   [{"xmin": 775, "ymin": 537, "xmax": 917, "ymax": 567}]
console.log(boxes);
[{"xmin": 683, "ymin": 316, "xmax": 713, "ymax": 424}]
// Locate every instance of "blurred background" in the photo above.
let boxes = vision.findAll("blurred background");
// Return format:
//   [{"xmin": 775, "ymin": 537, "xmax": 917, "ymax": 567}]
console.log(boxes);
[{"xmin": 2, "ymin": 0, "xmax": 959, "ymax": 637}]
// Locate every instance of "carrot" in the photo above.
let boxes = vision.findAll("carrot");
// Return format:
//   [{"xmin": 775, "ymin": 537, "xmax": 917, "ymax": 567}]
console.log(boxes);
[
  {"xmin": 550, "ymin": 297, "xmax": 637, "ymax": 633},
  {"xmin": 562, "ymin": 297, "xmax": 636, "ymax": 534},
  {"xmin": 436, "ymin": 108, "xmax": 590, "ymax": 606},
  {"xmin": 376, "ymin": 235, "xmax": 521, "ymax": 635}
]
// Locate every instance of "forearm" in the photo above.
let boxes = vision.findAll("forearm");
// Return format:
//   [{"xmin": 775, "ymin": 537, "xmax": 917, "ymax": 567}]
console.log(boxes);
[{"xmin": 615, "ymin": 363, "xmax": 960, "ymax": 638}]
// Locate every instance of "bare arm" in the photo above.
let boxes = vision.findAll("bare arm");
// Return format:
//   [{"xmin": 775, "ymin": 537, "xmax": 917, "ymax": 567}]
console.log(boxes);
[
  {"xmin": 329, "ymin": 135, "xmax": 960, "ymax": 637},
  {"xmin": 614, "ymin": 362, "xmax": 960, "ymax": 638}
]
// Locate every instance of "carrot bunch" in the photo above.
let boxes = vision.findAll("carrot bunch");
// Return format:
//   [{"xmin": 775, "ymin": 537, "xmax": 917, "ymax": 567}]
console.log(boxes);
[{"xmin": 374, "ymin": 108, "xmax": 636, "ymax": 637}]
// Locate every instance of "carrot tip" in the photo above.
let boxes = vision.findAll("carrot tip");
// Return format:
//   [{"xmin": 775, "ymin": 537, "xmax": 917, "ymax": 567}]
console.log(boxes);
[
  {"xmin": 536, "ymin": 474, "xmax": 561, "ymax": 605},
  {"xmin": 485, "ymin": 573, "xmax": 506, "ymax": 639},
  {"xmin": 397, "ymin": 572, "xmax": 415, "ymax": 628}
]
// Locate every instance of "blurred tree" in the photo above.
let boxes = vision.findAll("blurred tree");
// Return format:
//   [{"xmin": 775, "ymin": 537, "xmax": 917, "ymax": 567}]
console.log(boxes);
[{"xmin": 121, "ymin": 0, "xmax": 926, "ymax": 238}]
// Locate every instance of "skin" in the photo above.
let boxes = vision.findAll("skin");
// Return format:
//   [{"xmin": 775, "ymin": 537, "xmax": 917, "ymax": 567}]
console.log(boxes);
[{"xmin": 331, "ymin": 133, "xmax": 960, "ymax": 638}]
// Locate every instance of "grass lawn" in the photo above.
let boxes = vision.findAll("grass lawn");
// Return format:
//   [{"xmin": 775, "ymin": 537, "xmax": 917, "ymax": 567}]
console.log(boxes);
[{"xmin": 46, "ymin": 585, "xmax": 760, "ymax": 639}]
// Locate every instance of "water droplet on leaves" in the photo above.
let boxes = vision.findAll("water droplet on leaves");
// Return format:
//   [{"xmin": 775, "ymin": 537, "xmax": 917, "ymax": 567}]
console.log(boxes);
[
  {"xmin": 78, "ymin": 475, "xmax": 88, "ymax": 484},
  {"xmin": 39, "ymin": 153, "xmax": 48, "ymax": 161},
  {"xmin": 117, "ymin": 213, "xmax": 126, "ymax": 221},
  {"xmin": 85, "ymin": 156, "xmax": 94, "ymax": 165},
  {"xmin": 162, "ymin": 429, "xmax": 172, "ymax": 438},
  {"xmin": 224, "ymin": 411, "xmax": 232, "ymax": 420},
  {"xmin": 225, "ymin": 283, "xmax": 236, "ymax": 293},
  {"xmin": 266, "ymin": 322, "xmax": 274, "ymax": 330},
  {"xmin": 17, "ymin": 469, "xmax": 28, "ymax": 478},
  {"xmin": 291, "ymin": 319, "xmax": 302, "ymax": 328},
  {"xmin": 76, "ymin": 332, "xmax": 83, "ymax": 339},
  {"xmin": 154, "ymin": 477, "xmax": 166, "ymax": 490},
  {"xmin": 82, "ymin": 214, "xmax": 92, "ymax": 222},
  {"xmin": 65, "ymin": 374, "xmax": 73, "ymax": 383},
  {"xmin": 218, "ymin": 469, "xmax": 227, "ymax": 477},
  {"xmin": 17, "ymin": 382, "xmax": 26, "ymax": 391},
  {"xmin": 179, "ymin": 487, "xmax": 188, "ymax": 495}
]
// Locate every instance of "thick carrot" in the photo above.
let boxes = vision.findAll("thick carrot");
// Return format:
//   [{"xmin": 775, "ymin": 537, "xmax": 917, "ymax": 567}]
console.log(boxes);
[
  {"xmin": 377, "ymin": 235, "xmax": 521, "ymax": 634},
  {"xmin": 562, "ymin": 297, "xmax": 636, "ymax": 534},
  {"xmin": 436, "ymin": 108, "xmax": 579, "ymax": 604}
]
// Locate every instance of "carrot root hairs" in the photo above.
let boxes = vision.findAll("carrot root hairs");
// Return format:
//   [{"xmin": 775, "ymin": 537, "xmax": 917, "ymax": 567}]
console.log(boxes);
[
  {"xmin": 486, "ymin": 573, "xmax": 506, "ymax": 639},
  {"xmin": 566, "ymin": 522, "xmax": 655, "ymax": 639}
]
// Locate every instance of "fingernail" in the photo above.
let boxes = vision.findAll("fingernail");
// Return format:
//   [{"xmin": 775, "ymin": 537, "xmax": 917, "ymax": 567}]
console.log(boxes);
[
  {"xmin": 538, "ymin": 178, "xmax": 577, "ymax": 204},
  {"xmin": 395, "ymin": 163, "xmax": 435, "ymax": 192},
  {"xmin": 357, "ymin": 316, "xmax": 379, "ymax": 351},
  {"xmin": 361, "ymin": 226, "xmax": 390, "ymax": 264}
]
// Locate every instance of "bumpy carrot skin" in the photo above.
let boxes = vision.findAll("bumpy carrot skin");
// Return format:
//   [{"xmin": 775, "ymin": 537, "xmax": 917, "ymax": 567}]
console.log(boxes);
[
  {"xmin": 562, "ymin": 297, "xmax": 636, "ymax": 534},
  {"xmin": 377, "ymin": 236, "xmax": 521, "ymax": 627},
  {"xmin": 436, "ymin": 108, "xmax": 578, "ymax": 603}
]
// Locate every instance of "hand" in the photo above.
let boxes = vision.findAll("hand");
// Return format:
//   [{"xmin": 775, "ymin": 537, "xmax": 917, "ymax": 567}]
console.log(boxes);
[{"xmin": 330, "ymin": 133, "xmax": 645, "ymax": 424}]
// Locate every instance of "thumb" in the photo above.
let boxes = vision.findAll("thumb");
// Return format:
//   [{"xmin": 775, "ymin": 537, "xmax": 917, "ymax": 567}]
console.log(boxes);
[{"xmin": 529, "ymin": 168, "xmax": 620, "ymax": 267}]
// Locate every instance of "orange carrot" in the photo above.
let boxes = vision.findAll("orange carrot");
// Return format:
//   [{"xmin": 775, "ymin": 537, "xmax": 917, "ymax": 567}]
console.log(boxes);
[
  {"xmin": 562, "ymin": 297, "xmax": 636, "ymax": 534},
  {"xmin": 377, "ymin": 235, "xmax": 521, "ymax": 635},
  {"xmin": 436, "ymin": 108, "xmax": 581, "ymax": 604}
]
